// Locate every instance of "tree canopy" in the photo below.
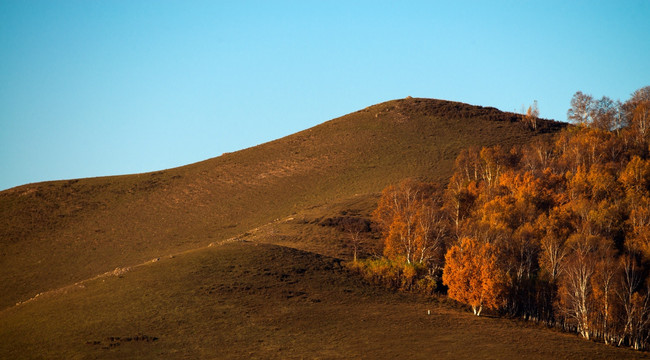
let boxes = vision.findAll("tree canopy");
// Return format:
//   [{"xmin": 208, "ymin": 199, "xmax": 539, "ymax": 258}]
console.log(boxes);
[{"xmin": 361, "ymin": 86, "xmax": 650, "ymax": 350}]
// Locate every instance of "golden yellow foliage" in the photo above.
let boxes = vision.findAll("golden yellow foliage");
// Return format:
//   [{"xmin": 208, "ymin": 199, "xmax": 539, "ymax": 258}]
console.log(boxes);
[{"xmin": 443, "ymin": 237, "xmax": 505, "ymax": 316}]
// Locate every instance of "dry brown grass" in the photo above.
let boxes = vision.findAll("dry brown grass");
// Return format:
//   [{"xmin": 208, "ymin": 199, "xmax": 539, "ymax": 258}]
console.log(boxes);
[{"xmin": 1, "ymin": 242, "xmax": 646, "ymax": 359}]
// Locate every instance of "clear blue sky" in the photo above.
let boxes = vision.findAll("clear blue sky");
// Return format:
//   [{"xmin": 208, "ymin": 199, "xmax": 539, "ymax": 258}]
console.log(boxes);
[{"xmin": 1, "ymin": 1, "xmax": 649, "ymax": 190}]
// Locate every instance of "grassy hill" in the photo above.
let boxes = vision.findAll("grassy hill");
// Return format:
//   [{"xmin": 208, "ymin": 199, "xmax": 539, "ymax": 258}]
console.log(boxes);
[
  {"xmin": 8, "ymin": 97, "xmax": 625, "ymax": 358},
  {"xmin": 0, "ymin": 98, "xmax": 564, "ymax": 310}
]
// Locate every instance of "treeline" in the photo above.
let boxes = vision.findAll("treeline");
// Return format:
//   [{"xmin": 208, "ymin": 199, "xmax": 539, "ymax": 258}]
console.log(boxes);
[{"xmin": 349, "ymin": 86, "xmax": 650, "ymax": 350}]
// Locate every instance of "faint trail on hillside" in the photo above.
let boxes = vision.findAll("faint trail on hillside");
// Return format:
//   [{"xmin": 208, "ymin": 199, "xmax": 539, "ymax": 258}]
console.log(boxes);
[
  {"xmin": 4, "ymin": 240, "xmax": 241, "ymax": 312},
  {"xmin": 2, "ymin": 218, "xmax": 295, "ymax": 313}
]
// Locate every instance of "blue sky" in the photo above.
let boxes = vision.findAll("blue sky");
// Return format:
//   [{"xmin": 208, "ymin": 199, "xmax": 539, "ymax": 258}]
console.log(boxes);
[{"xmin": 1, "ymin": 1, "xmax": 649, "ymax": 190}]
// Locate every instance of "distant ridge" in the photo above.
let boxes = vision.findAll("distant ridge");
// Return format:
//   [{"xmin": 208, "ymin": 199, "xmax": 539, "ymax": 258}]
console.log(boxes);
[{"xmin": 0, "ymin": 97, "xmax": 566, "ymax": 309}]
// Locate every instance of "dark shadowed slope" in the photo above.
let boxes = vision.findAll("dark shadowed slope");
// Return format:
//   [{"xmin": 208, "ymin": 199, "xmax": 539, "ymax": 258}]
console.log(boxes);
[{"xmin": 0, "ymin": 98, "xmax": 566, "ymax": 309}]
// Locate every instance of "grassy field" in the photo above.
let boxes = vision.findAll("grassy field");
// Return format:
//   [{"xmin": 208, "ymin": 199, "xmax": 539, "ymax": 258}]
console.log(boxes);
[{"xmin": 1, "ymin": 241, "xmax": 645, "ymax": 359}]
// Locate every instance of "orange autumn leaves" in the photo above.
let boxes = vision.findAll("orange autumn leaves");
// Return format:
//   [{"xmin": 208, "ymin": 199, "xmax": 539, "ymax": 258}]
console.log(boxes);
[
  {"xmin": 439, "ymin": 125, "xmax": 650, "ymax": 335},
  {"xmin": 368, "ymin": 87, "xmax": 650, "ymax": 349},
  {"xmin": 373, "ymin": 180, "xmax": 446, "ymax": 268},
  {"xmin": 443, "ymin": 237, "xmax": 505, "ymax": 316}
]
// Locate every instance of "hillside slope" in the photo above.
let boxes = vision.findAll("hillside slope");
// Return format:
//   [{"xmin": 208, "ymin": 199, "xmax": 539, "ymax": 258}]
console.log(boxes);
[
  {"xmin": 0, "ymin": 97, "xmax": 565, "ymax": 309},
  {"xmin": 2, "ymin": 241, "xmax": 645, "ymax": 359}
]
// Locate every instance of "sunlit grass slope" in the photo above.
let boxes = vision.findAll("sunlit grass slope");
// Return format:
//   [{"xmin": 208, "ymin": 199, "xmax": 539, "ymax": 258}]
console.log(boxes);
[{"xmin": 0, "ymin": 98, "xmax": 565, "ymax": 309}]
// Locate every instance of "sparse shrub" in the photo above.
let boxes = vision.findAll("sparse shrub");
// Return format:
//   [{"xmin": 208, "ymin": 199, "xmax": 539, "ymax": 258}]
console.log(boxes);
[
  {"xmin": 416, "ymin": 276, "xmax": 438, "ymax": 295},
  {"xmin": 401, "ymin": 262, "xmax": 418, "ymax": 290},
  {"xmin": 346, "ymin": 257, "xmax": 438, "ymax": 294}
]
